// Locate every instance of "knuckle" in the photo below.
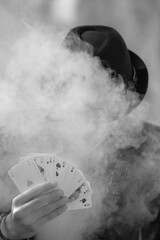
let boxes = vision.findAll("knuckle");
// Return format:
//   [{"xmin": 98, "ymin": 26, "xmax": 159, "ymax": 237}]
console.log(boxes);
[
  {"xmin": 12, "ymin": 209, "xmax": 22, "ymax": 221},
  {"xmin": 12, "ymin": 196, "xmax": 19, "ymax": 207},
  {"xmin": 45, "ymin": 194, "xmax": 53, "ymax": 204},
  {"xmin": 46, "ymin": 211, "xmax": 56, "ymax": 221},
  {"xmin": 54, "ymin": 199, "xmax": 65, "ymax": 210},
  {"xmin": 37, "ymin": 198, "xmax": 45, "ymax": 207},
  {"xmin": 36, "ymin": 196, "xmax": 51, "ymax": 209},
  {"xmin": 12, "ymin": 198, "xmax": 16, "ymax": 207},
  {"xmin": 42, "ymin": 205, "xmax": 50, "ymax": 215},
  {"xmin": 54, "ymin": 201, "xmax": 60, "ymax": 209}
]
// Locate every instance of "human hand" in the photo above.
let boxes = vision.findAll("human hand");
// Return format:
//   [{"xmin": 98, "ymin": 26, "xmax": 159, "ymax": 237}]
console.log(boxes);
[{"xmin": 1, "ymin": 181, "xmax": 68, "ymax": 239}]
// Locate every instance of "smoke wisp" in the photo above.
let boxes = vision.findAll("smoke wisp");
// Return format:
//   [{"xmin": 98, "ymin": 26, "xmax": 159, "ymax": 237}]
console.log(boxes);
[{"xmin": 0, "ymin": 16, "xmax": 159, "ymax": 240}]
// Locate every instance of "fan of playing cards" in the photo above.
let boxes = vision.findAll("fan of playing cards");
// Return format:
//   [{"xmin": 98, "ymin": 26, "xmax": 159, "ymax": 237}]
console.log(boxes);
[{"xmin": 8, "ymin": 154, "xmax": 93, "ymax": 210}]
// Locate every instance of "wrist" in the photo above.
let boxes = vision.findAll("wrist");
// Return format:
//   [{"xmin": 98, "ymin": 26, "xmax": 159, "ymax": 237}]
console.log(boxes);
[
  {"xmin": 0, "ymin": 214, "xmax": 16, "ymax": 239},
  {"xmin": 0, "ymin": 214, "xmax": 35, "ymax": 240}
]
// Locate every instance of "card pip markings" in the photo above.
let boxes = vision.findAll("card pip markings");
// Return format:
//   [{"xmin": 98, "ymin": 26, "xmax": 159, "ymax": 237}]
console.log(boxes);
[
  {"xmin": 68, "ymin": 194, "xmax": 92, "ymax": 210},
  {"xmin": 8, "ymin": 159, "xmax": 44, "ymax": 193},
  {"xmin": 32, "ymin": 155, "xmax": 46, "ymax": 181},
  {"xmin": 66, "ymin": 169, "xmax": 86, "ymax": 197},
  {"xmin": 55, "ymin": 156, "xmax": 68, "ymax": 188},
  {"xmin": 61, "ymin": 163, "xmax": 76, "ymax": 196},
  {"xmin": 44, "ymin": 154, "xmax": 56, "ymax": 182},
  {"xmin": 68, "ymin": 180, "xmax": 92, "ymax": 203}
]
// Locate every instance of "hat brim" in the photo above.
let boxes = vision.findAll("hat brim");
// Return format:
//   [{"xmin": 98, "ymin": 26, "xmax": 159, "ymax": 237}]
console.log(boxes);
[{"xmin": 129, "ymin": 50, "xmax": 148, "ymax": 100}]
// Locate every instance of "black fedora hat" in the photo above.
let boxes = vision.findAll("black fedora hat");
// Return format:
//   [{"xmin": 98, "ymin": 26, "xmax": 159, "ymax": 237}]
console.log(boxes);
[{"xmin": 65, "ymin": 25, "xmax": 148, "ymax": 104}]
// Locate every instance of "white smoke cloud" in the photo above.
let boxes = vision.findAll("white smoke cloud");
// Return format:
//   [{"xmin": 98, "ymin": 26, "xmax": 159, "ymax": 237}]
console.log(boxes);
[
  {"xmin": 0, "ymin": 26, "xmax": 148, "ymax": 239},
  {"xmin": 0, "ymin": 1, "xmax": 160, "ymax": 240}
]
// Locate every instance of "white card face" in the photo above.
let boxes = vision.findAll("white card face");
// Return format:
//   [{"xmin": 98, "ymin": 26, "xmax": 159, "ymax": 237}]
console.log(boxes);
[
  {"xmin": 55, "ymin": 156, "xmax": 68, "ymax": 188},
  {"xmin": 45, "ymin": 155, "xmax": 52, "ymax": 182},
  {"xmin": 86, "ymin": 181, "xmax": 93, "ymax": 194},
  {"xmin": 68, "ymin": 181, "xmax": 92, "ymax": 204},
  {"xmin": 68, "ymin": 193, "xmax": 92, "ymax": 210},
  {"xmin": 20, "ymin": 155, "xmax": 47, "ymax": 181},
  {"xmin": 15, "ymin": 153, "xmax": 93, "ymax": 210},
  {"xmin": 20, "ymin": 154, "xmax": 57, "ymax": 182},
  {"xmin": 67, "ymin": 169, "xmax": 85, "ymax": 197},
  {"xmin": 49, "ymin": 155, "xmax": 56, "ymax": 182},
  {"xmin": 8, "ymin": 159, "xmax": 44, "ymax": 193},
  {"xmin": 61, "ymin": 163, "xmax": 76, "ymax": 196},
  {"xmin": 44, "ymin": 154, "xmax": 56, "ymax": 182},
  {"xmin": 32, "ymin": 155, "xmax": 46, "ymax": 181},
  {"xmin": 27, "ymin": 153, "xmax": 56, "ymax": 182}
]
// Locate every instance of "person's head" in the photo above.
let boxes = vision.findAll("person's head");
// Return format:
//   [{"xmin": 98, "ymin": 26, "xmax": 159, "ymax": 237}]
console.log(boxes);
[{"xmin": 64, "ymin": 25, "xmax": 148, "ymax": 111}]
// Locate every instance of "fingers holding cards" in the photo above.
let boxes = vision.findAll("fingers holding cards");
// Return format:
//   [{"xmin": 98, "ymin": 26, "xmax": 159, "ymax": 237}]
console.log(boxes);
[{"xmin": 8, "ymin": 153, "xmax": 93, "ymax": 211}]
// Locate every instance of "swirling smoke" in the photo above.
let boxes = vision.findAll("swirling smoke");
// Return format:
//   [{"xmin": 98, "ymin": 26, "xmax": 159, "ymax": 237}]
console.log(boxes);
[{"xmin": 0, "ymin": 1, "xmax": 159, "ymax": 240}]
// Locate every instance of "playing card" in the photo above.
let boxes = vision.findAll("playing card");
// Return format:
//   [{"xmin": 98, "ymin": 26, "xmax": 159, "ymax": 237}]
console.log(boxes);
[
  {"xmin": 8, "ymin": 158, "xmax": 45, "ymax": 193},
  {"xmin": 49, "ymin": 155, "xmax": 56, "ymax": 182},
  {"xmin": 32, "ymin": 155, "xmax": 47, "ymax": 181},
  {"xmin": 44, "ymin": 154, "xmax": 56, "ymax": 182},
  {"xmin": 86, "ymin": 181, "xmax": 93, "ymax": 194},
  {"xmin": 61, "ymin": 162, "xmax": 76, "ymax": 196},
  {"xmin": 25, "ymin": 153, "xmax": 57, "ymax": 182},
  {"xmin": 20, "ymin": 154, "xmax": 47, "ymax": 181},
  {"xmin": 68, "ymin": 181, "xmax": 92, "ymax": 203},
  {"xmin": 66, "ymin": 169, "xmax": 86, "ymax": 197},
  {"xmin": 14, "ymin": 152, "xmax": 93, "ymax": 210},
  {"xmin": 55, "ymin": 156, "xmax": 68, "ymax": 188},
  {"xmin": 68, "ymin": 193, "xmax": 92, "ymax": 210}
]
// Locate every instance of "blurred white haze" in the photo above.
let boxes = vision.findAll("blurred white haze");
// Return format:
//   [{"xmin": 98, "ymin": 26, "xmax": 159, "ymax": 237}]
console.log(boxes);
[{"xmin": 0, "ymin": 0, "xmax": 159, "ymax": 240}]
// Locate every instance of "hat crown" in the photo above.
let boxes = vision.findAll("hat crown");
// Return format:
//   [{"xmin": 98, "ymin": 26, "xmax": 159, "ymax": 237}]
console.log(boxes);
[
  {"xmin": 69, "ymin": 26, "xmax": 133, "ymax": 83},
  {"xmin": 81, "ymin": 31, "xmax": 106, "ymax": 50},
  {"xmin": 65, "ymin": 25, "xmax": 148, "ymax": 102}
]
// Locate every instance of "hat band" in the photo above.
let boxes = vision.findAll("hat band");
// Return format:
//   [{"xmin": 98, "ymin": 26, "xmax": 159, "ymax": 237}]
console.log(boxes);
[
  {"xmin": 132, "ymin": 67, "xmax": 138, "ymax": 91},
  {"xmin": 126, "ymin": 67, "xmax": 138, "ymax": 92}
]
